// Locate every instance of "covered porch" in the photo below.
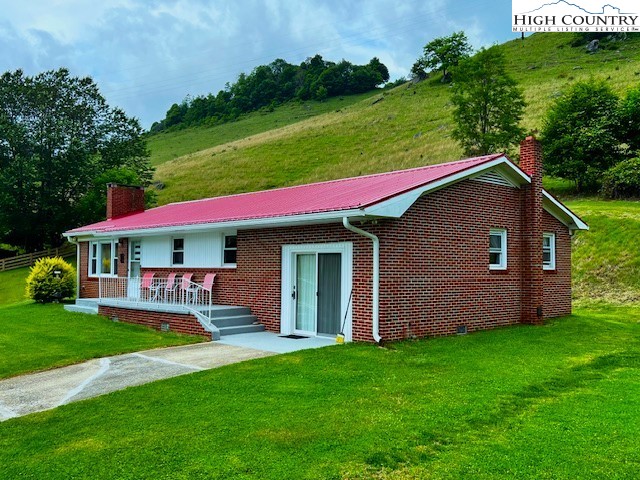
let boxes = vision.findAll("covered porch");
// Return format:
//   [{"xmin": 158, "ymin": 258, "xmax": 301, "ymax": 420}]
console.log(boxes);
[{"xmin": 66, "ymin": 275, "xmax": 264, "ymax": 340}]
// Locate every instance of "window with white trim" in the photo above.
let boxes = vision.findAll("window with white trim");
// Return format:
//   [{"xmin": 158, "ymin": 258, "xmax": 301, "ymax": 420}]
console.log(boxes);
[
  {"xmin": 223, "ymin": 234, "xmax": 237, "ymax": 265},
  {"xmin": 88, "ymin": 240, "xmax": 118, "ymax": 277},
  {"xmin": 489, "ymin": 229, "xmax": 507, "ymax": 270},
  {"xmin": 543, "ymin": 233, "xmax": 556, "ymax": 270},
  {"xmin": 172, "ymin": 238, "xmax": 184, "ymax": 265}
]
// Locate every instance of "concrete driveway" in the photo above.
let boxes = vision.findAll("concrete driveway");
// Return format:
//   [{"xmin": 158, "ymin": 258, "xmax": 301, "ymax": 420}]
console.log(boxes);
[{"xmin": 0, "ymin": 342, "xmax": 273, "ymax": 421}]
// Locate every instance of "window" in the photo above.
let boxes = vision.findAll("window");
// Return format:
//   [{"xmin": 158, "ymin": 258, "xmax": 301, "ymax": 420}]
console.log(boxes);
[
  {"xmin": 223, "ymin": 234, "xmax": 237, "ymax": 264},
  {"xmin": 90, "ymin": 243, "xmax": 98, "ymax": 276},
  {"xmin": 543, "ymin": 233, "xmax": 556, "ymax": 270},
  {"xmin": 489, "ymin": 229, "xmax": 507, "ymax": 270},
  {"xmin": 88, "ymin": 240, "xmax": 118, "ymax": 276},
  {"xmin": 172, "ymin": 238, "xmax": 184, "ymax": 265}
]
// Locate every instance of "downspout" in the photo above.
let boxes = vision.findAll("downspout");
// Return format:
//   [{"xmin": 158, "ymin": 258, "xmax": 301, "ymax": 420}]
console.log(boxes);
[
  {"xmin": 67, "ymin": 236, "xmax": 80, "ymax": 299},
  {"xmin": 342, "ymin": 217, "xmax": 381, "ymax": 343}
]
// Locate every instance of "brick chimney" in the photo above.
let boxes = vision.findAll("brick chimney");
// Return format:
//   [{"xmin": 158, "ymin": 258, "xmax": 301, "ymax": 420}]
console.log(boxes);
[
  {"xmin": 106, "ymin": 184, "xmax": 145, "ymax": 220},
  {"xmin": 520, "ymin": 136, "xmax": 544, "ymax": 325}
]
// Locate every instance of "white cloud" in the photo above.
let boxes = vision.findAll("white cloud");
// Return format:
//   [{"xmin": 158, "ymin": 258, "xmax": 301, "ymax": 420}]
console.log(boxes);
[{"xmin": 0, "ymin": 0, "xmax": 515, "ymax": 127}]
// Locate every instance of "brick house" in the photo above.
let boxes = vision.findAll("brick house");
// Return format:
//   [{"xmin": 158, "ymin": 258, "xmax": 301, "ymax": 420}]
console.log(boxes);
[{"xmin": 64, "ymin": 137, "xmax": 587, "ymax": 342}]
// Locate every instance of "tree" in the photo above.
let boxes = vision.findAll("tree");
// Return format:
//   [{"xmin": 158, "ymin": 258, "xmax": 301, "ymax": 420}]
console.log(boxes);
[
  {"xmin": 410, "ymin": 59, "xmax": 428, "ymax": 81},
  {"xmin": 367, "ymin": 57, "xmax": 390, "ymax": 83},
  {"xmin": 450, "ymin": 47, "xmax": 525, "ymax": 156},
  {"xmin": 0, "ymin": 68, "xmax": 152, "ymax": 250},
  {"xmin": 420, "ymin": 31, "xmax": 472, "ymax": 82},
  {"xmin": 541, "ymin": 79, "xmax": 620, "ymax": 192},
  {"xmin": 76, "ymin": 168, "xmax": 156, "ymax": 226},
  {"xmin": 619, "ymin": 85, "xmax": 640, "ymax": 153}
]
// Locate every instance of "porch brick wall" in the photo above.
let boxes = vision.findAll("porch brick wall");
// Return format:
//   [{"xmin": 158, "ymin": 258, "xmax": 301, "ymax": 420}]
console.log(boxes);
[{"xmin": 98, "ymin": 305, "xmax": 211, "ymax": 339}]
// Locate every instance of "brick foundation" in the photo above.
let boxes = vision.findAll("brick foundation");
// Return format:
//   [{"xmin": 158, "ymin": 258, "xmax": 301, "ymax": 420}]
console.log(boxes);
[{"xmin": 99, "ymin": 305, "xmax": 211, "ymax": 339}]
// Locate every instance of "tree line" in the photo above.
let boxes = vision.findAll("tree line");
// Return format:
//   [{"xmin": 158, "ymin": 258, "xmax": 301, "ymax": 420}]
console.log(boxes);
[
  {"xmin": 150, "ymin": 55, "xmax": 390, "ymax": 132},
  {"xmin": 414, "ymin": 32, "xmax": 639, "ymax": 198},
  {"xmin": 0, "ymin": 69, "xmax": 153, "ymax": 251}
]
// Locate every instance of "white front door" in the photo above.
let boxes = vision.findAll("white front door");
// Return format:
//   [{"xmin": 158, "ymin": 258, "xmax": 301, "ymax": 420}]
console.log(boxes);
[
  {"xmin": 282, "ymin": 243, "xmax": 353, "ymax": 340},
  {"xmin": 128, "ymin": 240, "xmax": 142, "ymax": 298},
  {"xmin": 294, "ymin": 253, "xmax": 317, "ymax": 334}
]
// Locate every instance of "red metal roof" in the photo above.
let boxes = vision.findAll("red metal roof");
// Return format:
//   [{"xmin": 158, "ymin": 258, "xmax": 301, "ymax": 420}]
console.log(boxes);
[{"xmin": 67, "ymin": 154, "xmax": 504, "ymax": 234}]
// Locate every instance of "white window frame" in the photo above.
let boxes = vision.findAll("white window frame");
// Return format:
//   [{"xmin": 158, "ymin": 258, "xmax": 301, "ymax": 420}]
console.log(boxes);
[
  {"xmin": 489, "ymin": 229, "xmax": 508, "ymax": 270},
  {"xmin": 88, "ymin": 239, "xmax": 118, "ymax": 277},
  {"xmin": 543, "ymin": 233, "xmax": 556, "ymax": 271},
  {"xmin": 222, "ymin": 234, "xmax": 237, "ymax": 266},
  {"xmin": 171, "ymin": 237, "xmax": 185, "ymax": 266}
]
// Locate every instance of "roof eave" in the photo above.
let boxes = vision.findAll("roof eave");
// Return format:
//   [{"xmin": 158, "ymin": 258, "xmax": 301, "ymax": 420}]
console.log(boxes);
[
  {"xmin": 363, "ymin": 156, "xmax": 529, "ymax": 217},
  {"xmin": 542, "ymin": 191, "xmax": 589, "ymax": 231},
  {"xmin": 63, "ymin": 208, "xmax": 369, "ymax": 239}
]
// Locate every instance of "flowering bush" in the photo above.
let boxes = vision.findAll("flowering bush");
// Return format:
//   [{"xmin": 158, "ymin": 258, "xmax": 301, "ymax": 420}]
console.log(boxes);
[{"xmin": 25, "ymin": 256, "xmax": 76, "ymax": 303}]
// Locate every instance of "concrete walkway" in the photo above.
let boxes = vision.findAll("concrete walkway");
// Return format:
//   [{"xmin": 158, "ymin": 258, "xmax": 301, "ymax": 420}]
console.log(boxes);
[{"xmin": 0, "ymin": 342, "xmax": 274, "ymax": 421}]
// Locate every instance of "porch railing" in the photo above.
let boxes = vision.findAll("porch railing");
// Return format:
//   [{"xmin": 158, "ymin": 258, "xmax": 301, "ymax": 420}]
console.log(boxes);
[{"xmin": 98, "ymin": 276, "xmax": 213, "ymax": 318}]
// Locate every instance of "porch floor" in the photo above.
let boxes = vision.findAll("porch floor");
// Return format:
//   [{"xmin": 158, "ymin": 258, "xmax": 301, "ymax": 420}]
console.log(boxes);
[
  {"xmin": 96, "ymin": 298, "xmax": 247, "ymax": 316},
  {"xmin": 217, "ymin": 332, "xmax": 338, "ymax": 353}
]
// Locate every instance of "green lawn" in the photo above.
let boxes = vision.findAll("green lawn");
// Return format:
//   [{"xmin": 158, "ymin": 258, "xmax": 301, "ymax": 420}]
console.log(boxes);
[
  {"xmin": 0, "ymin": 303, "xmax": 201, "ymax": 379},
  {"xmin": 0, "ymin": 266, "xmax": 31, "ymax": 306},
  {"xmin": 1, "ymin": 304, "xmax": 638, "ymax": 479}
]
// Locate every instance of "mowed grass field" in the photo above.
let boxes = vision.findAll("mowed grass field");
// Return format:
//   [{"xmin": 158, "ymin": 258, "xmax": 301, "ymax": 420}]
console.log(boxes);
[
  {"xmin": 149, "ymin": 33, "xmax": 640, "ymax": 204},
  {"xmin": 0, "ymin": 303, "xmax": 202, "ymax": 379},
  {"xmin": 0, "ymin": 304, "xmax": 638, "ymax": 479},
  {"xmin": 0, "ymin": 259, "xmax": 202, "ymax": 379}
]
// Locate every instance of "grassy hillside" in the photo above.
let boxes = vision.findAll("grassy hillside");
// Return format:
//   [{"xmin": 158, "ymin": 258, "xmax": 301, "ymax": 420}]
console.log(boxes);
[
  {"xmin": 149, "ymin": 33, "xmax": 640, "ymax": 203},
  {"xmin": 147, "ymin": 91, "xmax": 380, "ymax": 167},
  {"xmin": 569, "ymin": 200, "xmax": 640, "ymax": 304}
]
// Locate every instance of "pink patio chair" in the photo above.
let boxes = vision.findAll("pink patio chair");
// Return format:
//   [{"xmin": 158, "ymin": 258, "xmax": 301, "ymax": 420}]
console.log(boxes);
[
  {"xmin": 202, "ymin": 273, "xmax": 216, "ymax": 317},
  {"xmin": 180, "ymin": 273, "xmax": 196, "ymax": 304},
  {"xmin": 140, "ymin": 272, "xmax": 156, "ymax": 301},
  {"xmin": 164, "ymin": 272, "xmax": 178, "ymax": 303},
  {"xmin": 202, "ymin": 273, "xmax": 216, "ymax": 293}
]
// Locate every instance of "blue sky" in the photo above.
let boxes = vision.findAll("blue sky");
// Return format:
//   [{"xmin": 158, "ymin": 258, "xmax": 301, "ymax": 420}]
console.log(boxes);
[{"xmin": 1, "ymin": 0, "xmax": 521, "ymax": 128}]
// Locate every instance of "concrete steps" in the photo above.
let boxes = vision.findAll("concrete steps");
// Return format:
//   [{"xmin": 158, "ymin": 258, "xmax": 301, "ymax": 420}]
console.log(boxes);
[
  {"xmin": 210, "ymin": 314, "xmax": 265, "ymax": 337},
  {"xmin": 217, "ymin": 323, "xmax": 266, "ymax": 336},
  {"xmin": 64, "ymin": 298, "xmax": 99, "ymax": 315}
]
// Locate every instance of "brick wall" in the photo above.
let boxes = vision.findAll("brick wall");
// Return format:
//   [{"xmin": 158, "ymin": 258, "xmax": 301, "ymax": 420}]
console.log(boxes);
[
  {"xmin": 374, "ymin": 180, "xmax": 524, "ymax": 339},
  {"xmin": 99, "ymin": 305, "xmax": 211, "ymax": 339},
  {"xmin": 78, "ymin": 242, "xmax": 98, "ymax": 298},
  {"xmin": 542, "ymin": 212, "xmax": 572, "ymax": 317},
  {"xmin": 107, "ymin": 184, "xmax": 145, "ymax": 219}
]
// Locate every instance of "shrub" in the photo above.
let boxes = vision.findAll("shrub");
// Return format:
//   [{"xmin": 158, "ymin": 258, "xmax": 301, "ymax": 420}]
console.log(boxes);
[
  {"xmin": 601, "ymin": 158, "xmax": 640, "ymax": 199},
  {"xmin": 541, "ymin": 79, "xmax": 620, "ymax": 192},
  {"xmin": 25, "ymin": 257, "xmax": 76, "ymax": 303}
]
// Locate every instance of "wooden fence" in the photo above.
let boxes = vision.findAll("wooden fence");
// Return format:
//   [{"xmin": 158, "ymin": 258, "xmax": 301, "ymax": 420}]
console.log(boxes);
[{"xmin": 0, "ymin": 244, "xmax": 76, "ymax": 272}]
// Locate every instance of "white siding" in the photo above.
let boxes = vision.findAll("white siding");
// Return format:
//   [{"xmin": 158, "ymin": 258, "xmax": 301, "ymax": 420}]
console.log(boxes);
[
  {"xmin": 141, "ymin": 236, "xmax": 169, "ymax": 267},
  {"xmin": 139, "ymin": 232, "xmax": 230, "ymax": 268},
  {"xmin": 184, "ymin": 232, "xmax": 217, "ymax": 268}
]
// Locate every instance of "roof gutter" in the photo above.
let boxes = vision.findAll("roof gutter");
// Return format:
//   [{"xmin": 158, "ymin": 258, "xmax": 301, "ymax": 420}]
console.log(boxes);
[
  {"xmin": 65, "ymin": 236, "xmax": 81, "ymax": 300},
  {"xmin": 342, "ymin": 217, "xmax": 381, "ymax": 344}
]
